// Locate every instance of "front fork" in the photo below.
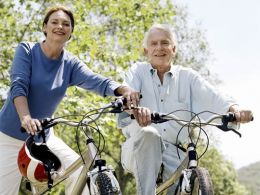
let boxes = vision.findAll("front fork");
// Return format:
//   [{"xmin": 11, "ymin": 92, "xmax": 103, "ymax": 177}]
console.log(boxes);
[
  {"xmin": 180, "ymin": 143, "xmax": 197, "ymax": 194},
  {"xmin": 88, "ymin": 160, "xmax": 121, "ymax": 194}
]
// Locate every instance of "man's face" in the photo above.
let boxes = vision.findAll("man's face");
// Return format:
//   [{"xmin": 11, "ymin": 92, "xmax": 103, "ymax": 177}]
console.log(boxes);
[{"xmin": 144, "ymin": 29, "xmax": 176, "ymax": 69}]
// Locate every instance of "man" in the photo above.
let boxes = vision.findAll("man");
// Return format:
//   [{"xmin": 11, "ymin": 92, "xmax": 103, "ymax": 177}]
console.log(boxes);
[{"xmin": 118, "ymin": 24, "xmax": 253, "ymax": 195}]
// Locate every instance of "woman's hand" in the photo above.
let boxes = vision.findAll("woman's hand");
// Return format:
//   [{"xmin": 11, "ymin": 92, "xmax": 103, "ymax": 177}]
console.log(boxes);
[
  {"xmin": 115, "ymin": 85, "xmax": 140, "ymax": 108},
  {"xmin": 14, "ymin": 96, "xmax": 42, "ymax": 135},
  {"xmin": 20, "ymin": 115, "xmax": 42, "ymax": 135}
]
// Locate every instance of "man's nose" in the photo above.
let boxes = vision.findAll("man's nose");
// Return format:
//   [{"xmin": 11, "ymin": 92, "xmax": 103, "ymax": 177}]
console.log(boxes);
[{"xmin": 155, "ymin": 43, "xmax": 163, "ymax": 49}]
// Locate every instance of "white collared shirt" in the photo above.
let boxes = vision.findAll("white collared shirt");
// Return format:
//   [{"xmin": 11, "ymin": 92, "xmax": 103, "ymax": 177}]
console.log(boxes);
[{"xmin": 118, "ymin": 62, "xmax": 236, "ymax": 143}]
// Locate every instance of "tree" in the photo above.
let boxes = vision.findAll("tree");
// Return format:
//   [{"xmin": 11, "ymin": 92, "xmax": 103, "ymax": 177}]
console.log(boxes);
[
  {"xmin": 199, "ymin": 144, "xmax": 250, "ymax": 195},
  {"xmin": 0, "ymin": 0, "xmax": 248, "ymax": 194}
]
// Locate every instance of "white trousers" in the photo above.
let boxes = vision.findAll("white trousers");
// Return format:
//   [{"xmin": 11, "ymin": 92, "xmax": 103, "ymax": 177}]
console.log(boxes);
[
  {"xmin": 121, "ymin": 122, "xmax": 185, "ymax": 195},
  {"xmin": 0, "ymin": 131, "xmax": 84, "ymax": 195}
]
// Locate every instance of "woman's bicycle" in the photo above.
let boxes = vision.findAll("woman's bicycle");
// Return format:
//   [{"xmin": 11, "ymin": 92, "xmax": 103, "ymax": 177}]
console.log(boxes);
[
  {"xmin": 151, "ymin": 110, "xmax": 250, "ymax": 195},
  {"xmin": 18, "ymin": 98, "xmax": 127, "ymax": 195}
]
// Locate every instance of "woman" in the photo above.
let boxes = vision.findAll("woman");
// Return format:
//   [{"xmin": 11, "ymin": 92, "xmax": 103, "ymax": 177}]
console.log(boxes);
[{"xmin": 0, "ymin": 5, "xmax": 139, "ymax": 195}]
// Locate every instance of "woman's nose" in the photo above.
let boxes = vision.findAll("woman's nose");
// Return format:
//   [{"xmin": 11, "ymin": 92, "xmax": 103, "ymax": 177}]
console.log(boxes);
[{"xmin": 57, "ymin": 23, "xmax": 63, "ymax": 29}]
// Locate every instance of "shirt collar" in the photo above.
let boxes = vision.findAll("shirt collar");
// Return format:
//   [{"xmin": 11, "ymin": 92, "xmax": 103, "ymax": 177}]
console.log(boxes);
[{"xmin": 149, "ymin": 63, "xmax": 176, "ymax": 78}]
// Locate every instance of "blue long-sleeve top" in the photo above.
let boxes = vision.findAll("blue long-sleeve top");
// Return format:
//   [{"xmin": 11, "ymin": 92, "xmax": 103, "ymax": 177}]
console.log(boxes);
[{"xmin": 0, "ymin": 42, "xmax": 121, "ymax": 141}]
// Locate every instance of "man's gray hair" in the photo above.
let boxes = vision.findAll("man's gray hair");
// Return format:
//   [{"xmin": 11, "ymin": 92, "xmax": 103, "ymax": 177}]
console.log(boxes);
[{"xmin": 142, "ymin": 24, "xmax": 178, "ymax": 50}]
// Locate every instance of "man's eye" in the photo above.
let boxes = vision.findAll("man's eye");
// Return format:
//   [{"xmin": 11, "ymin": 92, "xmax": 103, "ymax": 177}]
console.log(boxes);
[{"xmin": 162, "ymin": 42, "xmax": 170, "ymax": 45}]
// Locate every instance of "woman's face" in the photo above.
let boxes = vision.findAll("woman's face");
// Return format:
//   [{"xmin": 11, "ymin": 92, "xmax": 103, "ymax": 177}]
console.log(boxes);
[{"xmin": 43, "ymin": 10, "xmax": 73, "ymax": 44}]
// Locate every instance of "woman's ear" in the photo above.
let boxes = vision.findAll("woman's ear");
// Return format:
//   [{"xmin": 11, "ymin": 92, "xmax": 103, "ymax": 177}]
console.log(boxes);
[{"xmin": 42, "ymin": 24, "xmax": 47, "ymax": 34}]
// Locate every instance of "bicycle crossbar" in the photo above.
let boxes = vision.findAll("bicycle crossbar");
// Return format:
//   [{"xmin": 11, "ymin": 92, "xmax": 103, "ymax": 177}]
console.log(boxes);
[{"xmin": 156, "ymin": 156, "xmax": 189, "ymax": 194}]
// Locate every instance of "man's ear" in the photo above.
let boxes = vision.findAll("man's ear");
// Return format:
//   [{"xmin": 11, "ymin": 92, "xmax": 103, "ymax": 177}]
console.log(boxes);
[
  {"xmin": 172, "ymin": 45, "xmax": 176, "ymax": 53},
  {"xmin": 144, "ymin": 48, "xmax": 148, "ymax": 55}
]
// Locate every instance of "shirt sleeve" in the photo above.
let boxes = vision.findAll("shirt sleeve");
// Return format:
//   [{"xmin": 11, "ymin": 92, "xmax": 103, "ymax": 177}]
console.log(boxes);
[
  {"xmin": 69, "ymin": 60, "xmax": 121, "ymax": 97},
  {"xmin": 10, "ymin": 42, "xmax": 32, "ymax": 101},
  {"xmin": 189, "ymin": 69, "xmax": 237, "ymax": 118},
  {"xmin": 122, "ymin": 63, "xmax": 142, "ymax": 91}
]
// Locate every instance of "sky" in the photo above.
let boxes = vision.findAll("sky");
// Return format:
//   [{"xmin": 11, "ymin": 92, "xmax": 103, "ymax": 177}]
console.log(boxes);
[{"xmin": 174, "ymin": 0, "xmax": 260, "ymax": 169}]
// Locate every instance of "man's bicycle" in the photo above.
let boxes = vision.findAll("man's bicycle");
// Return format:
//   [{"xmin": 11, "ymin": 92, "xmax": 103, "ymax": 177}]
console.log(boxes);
[
  {"xmin": 151, "ymin": 110, "xmax": 251, "ymax": 195},
  {"xmin": 18, "ymin": 98, "xmax": 127, "ymax": 195}
]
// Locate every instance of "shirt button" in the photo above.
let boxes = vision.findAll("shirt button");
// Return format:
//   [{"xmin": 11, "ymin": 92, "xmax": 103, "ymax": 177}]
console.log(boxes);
[
  {"xmin": 163, "ymin": 129, "xmax": 166, "ymax": 131},
  {"xmin": 161, "ymin": 99, "xmax": 163, "ymax": 102}
]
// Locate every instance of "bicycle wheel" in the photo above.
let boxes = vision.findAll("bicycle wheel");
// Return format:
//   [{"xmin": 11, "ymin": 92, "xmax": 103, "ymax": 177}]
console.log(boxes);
[
  {"xmin": 96, "ymin": 172, "xmax": 117, "ymax": 195},
  {"xmin": 190, "ymin": 167, "xmax": 214, "ymax": 195}
]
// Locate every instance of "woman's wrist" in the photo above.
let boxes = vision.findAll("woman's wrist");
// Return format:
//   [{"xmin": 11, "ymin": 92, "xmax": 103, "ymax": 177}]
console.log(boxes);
[{"xmin": 114, "ymin": 85, "xmax": 130, "ymax": 96}]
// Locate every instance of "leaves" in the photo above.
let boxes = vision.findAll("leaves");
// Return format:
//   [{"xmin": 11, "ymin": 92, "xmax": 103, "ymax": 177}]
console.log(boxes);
[{"xmin": 1, "ymin": 0, "xmax": 247, "ymax": 194}]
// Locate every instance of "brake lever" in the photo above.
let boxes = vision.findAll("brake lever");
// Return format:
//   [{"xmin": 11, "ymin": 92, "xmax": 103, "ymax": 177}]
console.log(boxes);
[{"xmin": 216, "ymin": 124, "xmax": 241, "ymax": 138}]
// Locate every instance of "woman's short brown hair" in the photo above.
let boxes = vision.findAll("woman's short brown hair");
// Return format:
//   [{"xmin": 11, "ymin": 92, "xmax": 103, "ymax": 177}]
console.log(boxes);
[{"xmin": 42, "ymin": 5, "xmax": 75, "ymax": 37}]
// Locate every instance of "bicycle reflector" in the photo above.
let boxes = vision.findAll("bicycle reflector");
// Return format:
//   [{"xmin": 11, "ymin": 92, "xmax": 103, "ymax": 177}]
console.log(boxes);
[{"xmin": 17, "ymin": 136, "xmax": 62, "ymax": 186}]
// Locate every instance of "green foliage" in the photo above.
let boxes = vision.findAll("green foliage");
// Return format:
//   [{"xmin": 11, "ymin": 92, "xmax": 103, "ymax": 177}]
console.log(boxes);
[
  {"xmin": 0, "ymin": 0, "xmax": 247, "ymax": 194},
  {"xmin": 199, "ymin": 145, "xmax": 250, "ymax": 195},
  {"xmin": 238, "ymin": 161, "xmax": 260, "ymax": 194}
]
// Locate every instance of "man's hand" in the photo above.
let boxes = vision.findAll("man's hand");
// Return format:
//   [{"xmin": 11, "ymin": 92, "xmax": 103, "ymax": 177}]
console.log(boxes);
[
  {"xmin": 115, "ymin": 86, "xmax": 152, "ymax": 126},
  {"xmin": 132, "ymin": 107, "xmax": 152, "ymax": 127},
  {"xmin": 229, "ymin": 105, "xmax": 254, "ymax": 123}
]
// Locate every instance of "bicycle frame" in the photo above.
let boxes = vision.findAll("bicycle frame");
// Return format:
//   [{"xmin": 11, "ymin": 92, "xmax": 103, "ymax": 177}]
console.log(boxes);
[
  {"xmin": 154, "ymin": 112, "xmax": 241, "ymax": 194},
  {"xmin": 24, "ymin": 101, "xmax": 124, "ymax": 195},
  {"xmin": 29, "ymin": 129, "xmax": 100, "ymax": 194},
  {"xmin": 156, "ymin": 155, "xmax": 189, "ymax": 194}
]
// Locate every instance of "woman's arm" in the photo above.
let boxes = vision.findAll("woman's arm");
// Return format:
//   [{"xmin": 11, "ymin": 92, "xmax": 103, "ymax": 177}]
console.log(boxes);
[{"xmin": 14, "ymin": 96, "xmax": 41, "ymax": 135}]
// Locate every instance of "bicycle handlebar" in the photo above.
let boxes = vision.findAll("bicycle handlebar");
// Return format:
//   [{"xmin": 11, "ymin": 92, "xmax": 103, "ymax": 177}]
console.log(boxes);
[
  {"xmin": 151, "ymin": 112, "xmax": 242, "ymax": 137},
  {"xmin": 20, "ymin": 97, "xmax": 127, "ymax": 133},
  {"xmin": 20, "ymin": 96, "xmax": 249, "ymax": 138}
]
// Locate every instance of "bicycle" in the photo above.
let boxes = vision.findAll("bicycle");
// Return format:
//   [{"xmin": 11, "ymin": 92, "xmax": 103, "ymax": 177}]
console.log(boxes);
[
  {"xmin": 18, "ymin": 97, "xmax": 127, "ymax": 195},
  {"xmin": 150, "ymin": 110, "xmax": 251, "ymax": 195},
  {"xmin": 18, "ymin": 97, "xmax": 252, "ymax": 195}
]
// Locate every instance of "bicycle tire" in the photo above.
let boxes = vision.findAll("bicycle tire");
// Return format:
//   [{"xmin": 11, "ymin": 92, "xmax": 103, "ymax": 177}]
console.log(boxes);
[
  {"xmin": 190, "ymin": 167, "xmax": 214, "ymax": 195},
  {"xmin": 96, "ymin": 172, "xmax": 117, "ymax": 195}
]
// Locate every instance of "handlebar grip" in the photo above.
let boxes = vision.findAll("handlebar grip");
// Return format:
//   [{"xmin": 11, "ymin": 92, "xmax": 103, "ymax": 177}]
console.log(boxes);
[
  {"xmin": 122, "ymin": 94, "xmax": 143, "ymax": 105},
  {"xmin": 20, "ymin": 127, "xmax": 26, "ymax": 133},
  {"xmin": 131, "ymin": 112, "xmax": 167, "ymax": 124},
  {"xmin": 151, "ymin": 112, "xmax": 160, "ymax": 121},
  {"xmin": 226, "ymin": 112, "xmax": 236, "ymax": 122},
  {"xmin": 20, "ymin": 118, "xmax": 51, "ymax": 133},
  {"xmin": 130, "ymin": 112, "xmax": 160, "ymax": 120},
  {"xmin": 225, "ymin": 112, "xmax": 254, "ymax": 122}
]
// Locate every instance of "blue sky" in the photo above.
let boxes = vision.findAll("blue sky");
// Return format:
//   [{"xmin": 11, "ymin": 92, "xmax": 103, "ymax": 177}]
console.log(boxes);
[{"xmin": 174, "ymin": 0, "xmax": 260, "ymax": 168}]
